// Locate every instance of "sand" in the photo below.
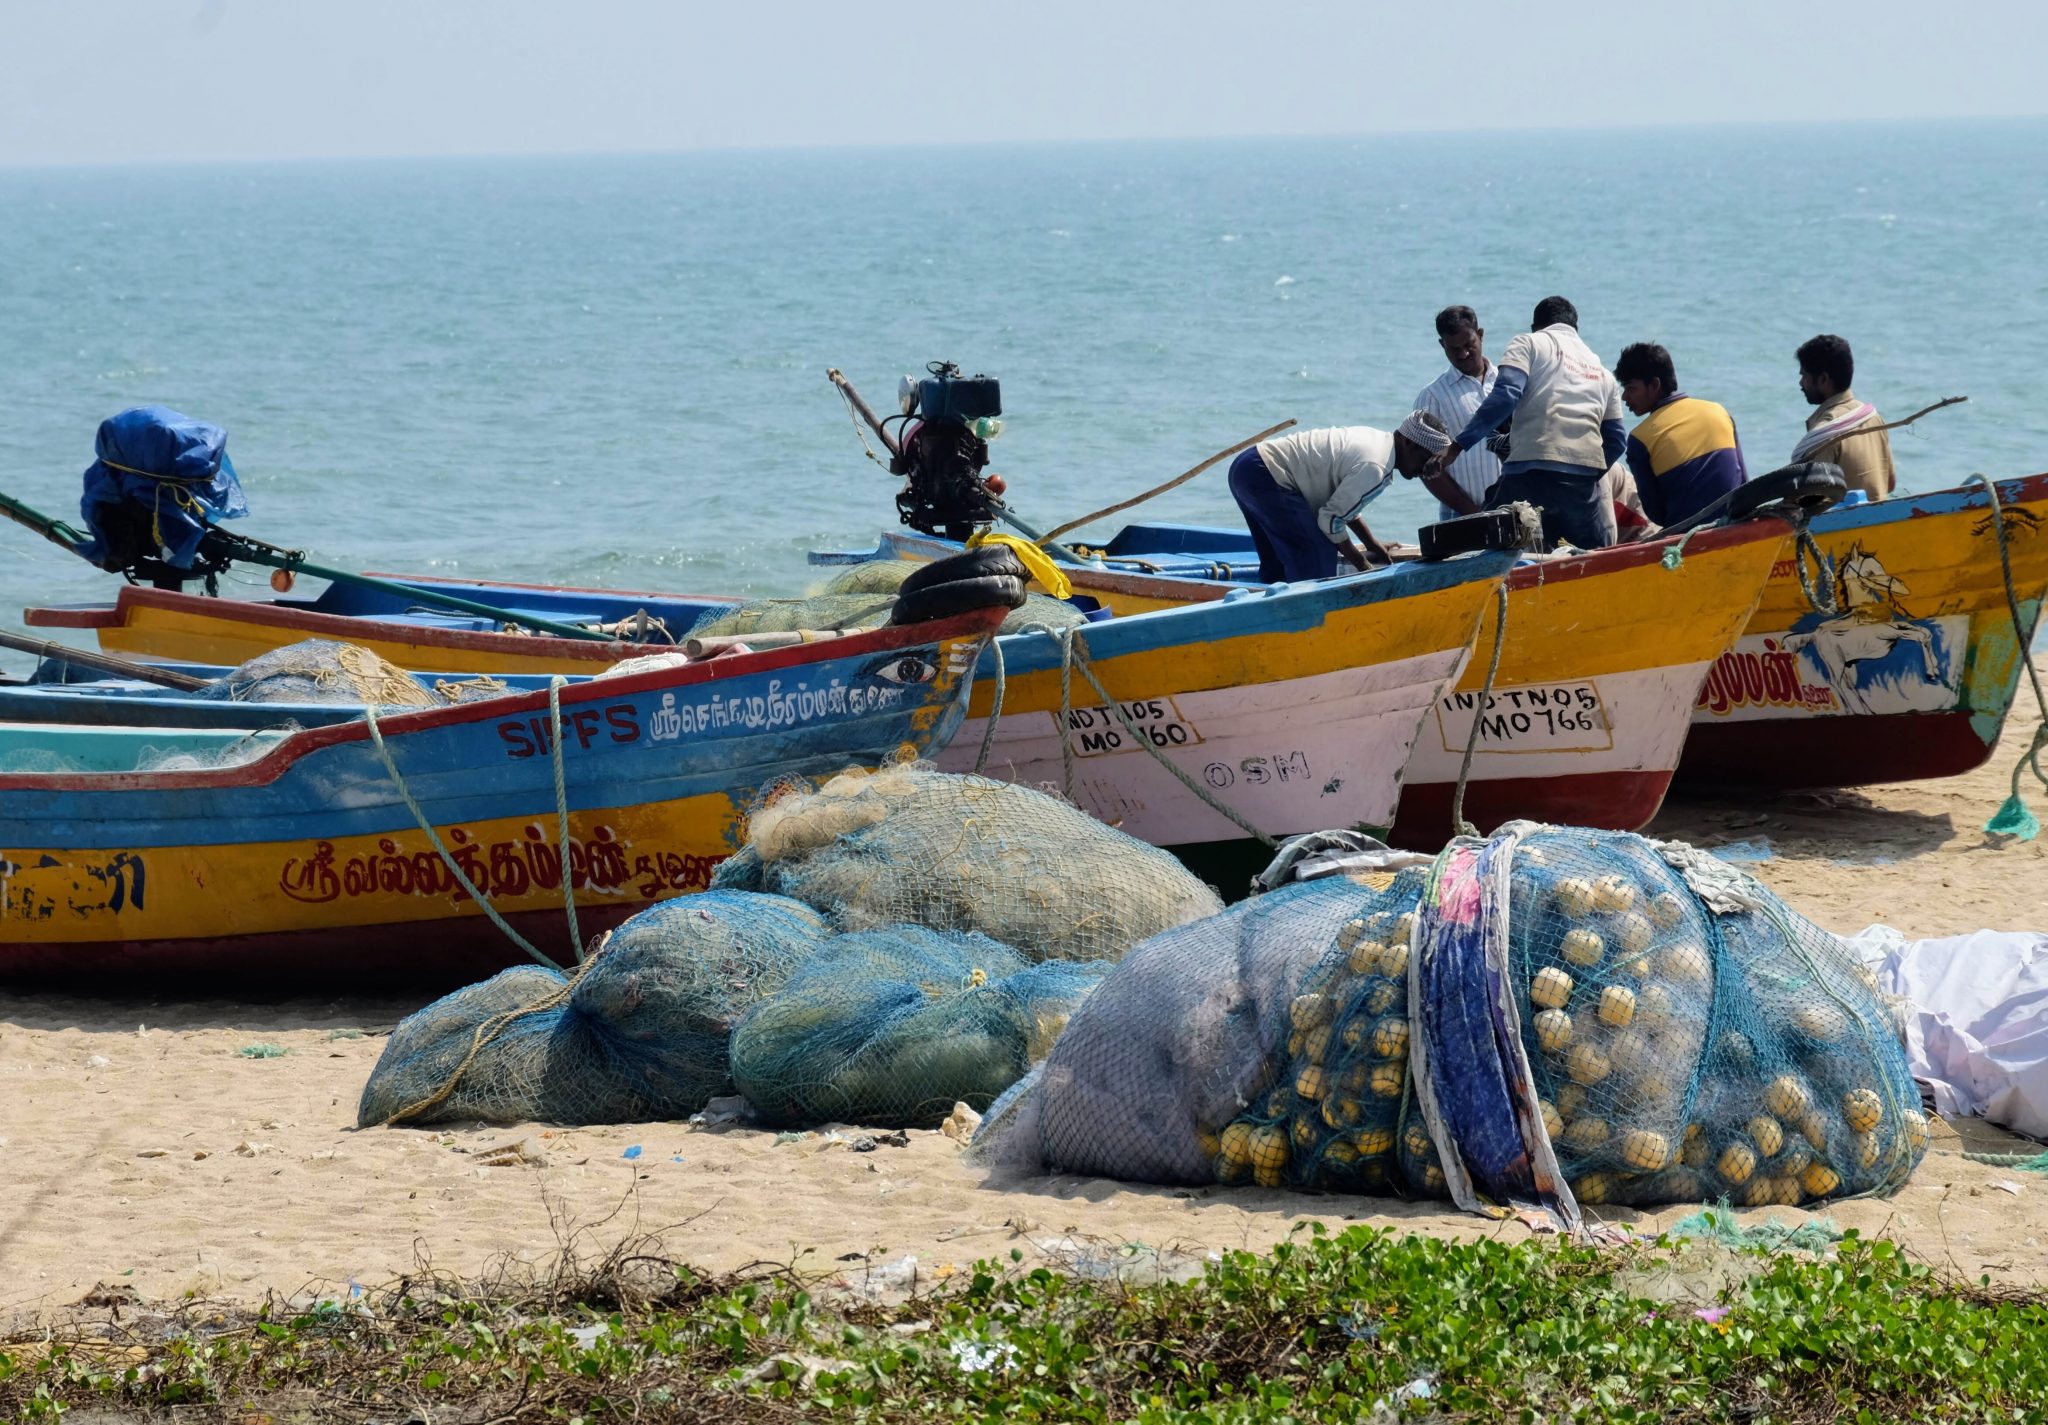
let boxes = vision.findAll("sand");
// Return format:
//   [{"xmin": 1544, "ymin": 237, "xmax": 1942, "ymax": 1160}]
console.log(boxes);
[{"xmin": 3, "ymin": 712, "xmax": 2045, "ymax": 1317}]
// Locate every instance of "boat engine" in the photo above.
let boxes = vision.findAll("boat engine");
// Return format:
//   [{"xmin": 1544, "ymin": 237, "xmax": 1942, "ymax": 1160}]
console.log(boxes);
[{"xmin": 889, "ymin": 361, "xmax": 1004, "ymax": 541}]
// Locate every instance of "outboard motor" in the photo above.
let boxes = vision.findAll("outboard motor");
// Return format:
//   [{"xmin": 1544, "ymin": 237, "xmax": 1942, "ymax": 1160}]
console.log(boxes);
[{"xmin": 889, "ymin": 361, "xmax": 1004, "ymax": 541}]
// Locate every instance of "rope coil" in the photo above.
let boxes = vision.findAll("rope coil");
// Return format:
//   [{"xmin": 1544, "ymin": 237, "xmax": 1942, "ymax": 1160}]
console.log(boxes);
[{"xmin": 1970, "ymin": 474, "xmax": 2048, "ymax": 840}]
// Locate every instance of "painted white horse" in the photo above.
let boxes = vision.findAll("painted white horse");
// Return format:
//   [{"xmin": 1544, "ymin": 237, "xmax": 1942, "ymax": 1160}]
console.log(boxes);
[{"xmin": 1780, "ymin": 550, "xmax": 1940, "ymax": 715}]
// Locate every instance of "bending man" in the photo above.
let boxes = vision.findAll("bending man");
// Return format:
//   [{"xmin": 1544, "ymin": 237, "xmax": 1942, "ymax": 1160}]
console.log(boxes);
[
  {"xmin": 1227, "ymin": 413, "xmax": 1450, "ymax": 581},
  {"xmin": 1424, "ymin": 295, "xmax": 1626, "ymax": 549}
]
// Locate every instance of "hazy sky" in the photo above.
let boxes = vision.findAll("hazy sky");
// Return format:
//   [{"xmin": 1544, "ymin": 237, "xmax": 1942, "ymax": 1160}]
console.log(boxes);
[{"xmin": 4, "ymin": 0, "xmax": 2045, "ymax": 166}]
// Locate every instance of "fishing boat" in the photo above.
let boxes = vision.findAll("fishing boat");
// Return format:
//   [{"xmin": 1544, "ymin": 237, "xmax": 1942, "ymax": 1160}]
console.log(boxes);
[
  {"xmin": 1677, "ymin": 472, "xmax": 2048, "ymax": 788},
  {"xmin": 21, "ymin": 554, "xmax": 1523, "ymax": 880},
  {"xmin": 817, "ymin": 519, "xmax": 1794, "ymax": 843},
  {"xmin": 0, "ymin": 609, "xmax": 1001, "ymax": 988}
]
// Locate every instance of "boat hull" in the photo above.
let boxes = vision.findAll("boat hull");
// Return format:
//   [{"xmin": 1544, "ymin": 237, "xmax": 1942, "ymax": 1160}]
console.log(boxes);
[
  {"xmin": 1388, "ymin": 521, "xmax": 1787, "ymax": 846},
  {"xmin": 934, "ymin": 554, "xmax": 1515, "ymax": 851},
  {"xmin": 0, "ymin": 613, "xmax": 995, "ymax": 988},
  {"xmin": 1677, "ymin": 474, "xmax": 2048, "ymax": 789}
]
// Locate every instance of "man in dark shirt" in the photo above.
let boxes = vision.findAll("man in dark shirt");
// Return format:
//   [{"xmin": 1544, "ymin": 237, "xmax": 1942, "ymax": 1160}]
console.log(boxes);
[{"xmin": 1615, "ymin": 342, "xmax": 1747, "ymax": 527}]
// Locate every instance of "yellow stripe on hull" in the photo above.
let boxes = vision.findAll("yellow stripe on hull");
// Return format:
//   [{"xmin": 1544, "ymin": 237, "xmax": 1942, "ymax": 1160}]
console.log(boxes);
[{"xmin": 2, "ymin": 795, "xmax": 743, "ymax": 946}]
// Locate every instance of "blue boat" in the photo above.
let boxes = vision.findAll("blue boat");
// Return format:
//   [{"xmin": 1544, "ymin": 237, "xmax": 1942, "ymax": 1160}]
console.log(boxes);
[{"xmin": 0, "ymin": 608, "xmax": 1002, "ymax": 989}]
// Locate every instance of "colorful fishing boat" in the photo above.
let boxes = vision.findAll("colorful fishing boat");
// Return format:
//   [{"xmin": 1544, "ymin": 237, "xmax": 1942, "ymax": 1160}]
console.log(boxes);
[
  {"xmin": 1677, "ymin": 472, "xmax": 2048, "ymax": 788},
  {"xmin": 818, "ymin": 519, "xmax": 1793, "ymax": 842},
  {"xmin": 0, "ymin": 610, "xmax": 1000, "ymax": 987},
  {"xmin": 23, "ymin": 554, "xmax": 1522, "ymax": 879}
]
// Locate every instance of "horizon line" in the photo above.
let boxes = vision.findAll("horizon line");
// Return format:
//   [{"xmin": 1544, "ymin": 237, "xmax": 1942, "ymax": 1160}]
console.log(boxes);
[{"xmin": 3, "ymin": 110, "xmax": 2045, "ymax": 174}]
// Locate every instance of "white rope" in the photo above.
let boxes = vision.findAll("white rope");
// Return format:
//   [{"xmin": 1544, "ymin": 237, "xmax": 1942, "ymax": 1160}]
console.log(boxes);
[{"xmin": 362, "ymin": 700, "xmax": 568, "ymax": 973}]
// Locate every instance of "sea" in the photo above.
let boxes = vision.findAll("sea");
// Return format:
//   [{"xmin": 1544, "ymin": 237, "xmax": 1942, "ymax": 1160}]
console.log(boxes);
[{"xmin": 2, "ymin": 119, "xmax": 2045, "ymax": 674}]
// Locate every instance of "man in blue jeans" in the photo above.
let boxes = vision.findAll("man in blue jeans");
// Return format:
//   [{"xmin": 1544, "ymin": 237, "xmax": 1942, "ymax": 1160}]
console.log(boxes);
[
  {"xmin": 1227, "ymin": 412, "xmax": 1451, "ymax": 581},
  {"xmin": 1423, "ymin": 295, "xmax": 1627, "ymax": 550}
]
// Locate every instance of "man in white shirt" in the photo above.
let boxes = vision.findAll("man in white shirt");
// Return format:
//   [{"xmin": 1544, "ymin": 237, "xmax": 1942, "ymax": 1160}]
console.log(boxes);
[
  {"xmin": 1227, "ymin": 413, "xmax": 1449, "ymax": 581},
  {"xmin": 1424, "ymin": 296, "xmax": 1628, "ymax": 549},
  {"xmin": 1410, "ymin": 305, "xmax": 1500, "ymax": 518}
]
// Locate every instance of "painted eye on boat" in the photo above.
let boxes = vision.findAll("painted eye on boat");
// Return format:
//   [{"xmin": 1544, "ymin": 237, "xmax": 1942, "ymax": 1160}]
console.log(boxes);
[{"xmin": 863, "ymin": 652, "xmax": 938, "ymax": 686}]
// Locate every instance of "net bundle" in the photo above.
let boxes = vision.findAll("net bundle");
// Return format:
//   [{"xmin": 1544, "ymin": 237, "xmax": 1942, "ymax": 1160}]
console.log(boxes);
[
  {"xmin": 976, "ymin": 823, "xmax": 1927, "ymax": 1215},
  {"xmin": 816, "ymin": 558, "xmax": 1086, "ymax": 634},
  {"xmin": 685, "ymin": 594, "xmax": 897, "ymax": 640},
  {"xmin": 357, "ymin": 891, "xmax": 830, "ymax": 1127},
  {"xmin": 201, "ymin": 639, "xmax": 438, "ymax": 707},
  {"xmin": 711, "ymin": 764, "xmax": 1224, "ymax": 962},
  {"xmin": 730, "ymin": 925, "xmax": 1107, "ymax": 1129}
]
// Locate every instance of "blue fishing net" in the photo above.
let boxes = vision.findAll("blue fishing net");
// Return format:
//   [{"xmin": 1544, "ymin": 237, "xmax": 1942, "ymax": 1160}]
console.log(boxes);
[
  {"xmin": 977, "ymin": 825, "xmax": 1927, "ymax": 1215},
  {"xmin": 730, "ymin": 925, "xmax": 1106, "ymax": 1129},
  {"xmin": 711, "ymin": 765, "xmax": 1223, "ymax": 962},
  {"xmin": 357, "ymin": 890, "xmax": 831, "ymax": 1126}
]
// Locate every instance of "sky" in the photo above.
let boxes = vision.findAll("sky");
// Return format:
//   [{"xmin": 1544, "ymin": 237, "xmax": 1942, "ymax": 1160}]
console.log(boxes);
[{"xmin": 3, "ymin": 0, "xmax": 2046, "ymax": 166}]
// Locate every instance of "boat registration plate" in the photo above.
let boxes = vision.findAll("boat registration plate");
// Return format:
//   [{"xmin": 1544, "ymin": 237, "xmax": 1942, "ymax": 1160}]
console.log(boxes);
[
  {"xmin": 1434, "ymin": 680, "xmax": 1614, "ymax": 754},
  {"xmin": 1057, "ymin": 697, "xmax": 1205, "ymax": 757}
]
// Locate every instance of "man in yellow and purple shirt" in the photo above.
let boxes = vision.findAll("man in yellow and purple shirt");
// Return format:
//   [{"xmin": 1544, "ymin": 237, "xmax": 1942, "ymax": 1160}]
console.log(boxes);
[{"xmin": 1614, "ymin": 342, "xmax": 1747, "ymax": 527}]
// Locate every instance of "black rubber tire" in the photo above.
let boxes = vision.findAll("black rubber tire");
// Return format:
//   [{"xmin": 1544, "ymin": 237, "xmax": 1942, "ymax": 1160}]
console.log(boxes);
[
  {"xmin": 889, "ymin": 574, "xmax": 1029, "ymax": 625},
  {"xmin": 1725, "ymin": 461, "xmax": 1846, "ymax": 522},
  {"xmin": 898, "ymin": 544, "xmax": 1029, "ymax": 596}
]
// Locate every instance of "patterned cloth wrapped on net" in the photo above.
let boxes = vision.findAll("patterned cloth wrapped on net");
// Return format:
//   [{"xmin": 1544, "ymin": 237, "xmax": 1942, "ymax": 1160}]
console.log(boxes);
[
  {"xmin": 200, "ymin": 639, "xmax": 439, "ymax": 707},
  {"xmin": 711, "ymin": 765, "xmax": 1224, "ymax": 962},
  {"xmin": 816, "ymin": 558, "xmax": 1087, "ymax": 634},
  {"xmin": 975, "ymin": 824, "xmax": 1927, "ymax": 1217},
  {"xmin": 731, "ymin": 925, "xmax": 1107, "ymax": 1129},
  {"xmin": 357, "ymin": 891, "xmax": 830, "ymax": 1127}
]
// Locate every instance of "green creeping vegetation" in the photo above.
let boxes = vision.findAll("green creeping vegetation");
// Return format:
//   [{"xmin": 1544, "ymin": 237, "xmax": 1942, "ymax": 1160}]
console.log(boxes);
[{"xmin": 3, "ymin": 1225, "xmax": 2044, "ymax": 1423}]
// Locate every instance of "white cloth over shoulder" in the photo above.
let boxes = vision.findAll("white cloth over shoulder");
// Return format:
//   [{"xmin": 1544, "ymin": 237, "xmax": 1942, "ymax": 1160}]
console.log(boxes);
[
  {"xmin": 1500, "ymin": 324, "xmax": 1623, "ymax": 471},
  {"xmin": 1256, "ymin": 425, "xmax": 1396, "ymax": 544},
  {"xmin": 1851, "ymin": 925, "xmax": 2048, "ymax": 1138}
]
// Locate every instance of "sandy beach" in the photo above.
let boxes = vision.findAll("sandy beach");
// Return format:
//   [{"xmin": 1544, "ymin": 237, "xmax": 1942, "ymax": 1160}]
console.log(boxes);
[{"xmin": 3, "ymin": 711, "xmax": 2044, "ymax": 1319}]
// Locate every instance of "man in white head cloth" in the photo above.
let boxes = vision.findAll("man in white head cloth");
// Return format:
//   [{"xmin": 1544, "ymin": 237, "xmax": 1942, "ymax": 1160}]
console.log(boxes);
[{"xmin": 1226, "ymin": 412, "xmax": 1451, "ymax": 581}]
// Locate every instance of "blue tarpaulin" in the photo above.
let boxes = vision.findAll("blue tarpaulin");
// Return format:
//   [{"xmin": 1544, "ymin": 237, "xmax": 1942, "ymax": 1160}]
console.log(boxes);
[{"xmin": 77, "ymin": 406, "xmax": 248, "ymax": 569}]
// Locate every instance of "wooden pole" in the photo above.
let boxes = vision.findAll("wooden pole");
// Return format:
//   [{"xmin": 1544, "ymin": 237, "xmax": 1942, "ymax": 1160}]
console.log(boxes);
[
  {"xmin": 0, "ymin": 629, "xmax": 210, "ymax": 691},
  {"xmin": 1037, "ymin": 419, "xmax": 1297, "ymax": 545},
  {"xmin": 827, "ymin": 369, "xmax": 903, "ymax": 459}
]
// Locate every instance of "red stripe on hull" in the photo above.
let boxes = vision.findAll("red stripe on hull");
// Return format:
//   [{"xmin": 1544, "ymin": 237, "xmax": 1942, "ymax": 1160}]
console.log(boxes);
[
  {"xmin": 1675, "ymin": 709, "xmax": 1996, "ymax": 790},
  {"xmin": 0, "ymin": 902, "xmax": 643, "ymax": 995},
  {"xmin": 1388, "ymin": 769, "xmax": 1675, "ymax": 850}
]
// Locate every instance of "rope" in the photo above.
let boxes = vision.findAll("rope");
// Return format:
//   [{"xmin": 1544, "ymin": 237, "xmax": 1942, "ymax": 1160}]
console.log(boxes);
[
  {"xmin": 1448, "ymin": 582, "xmax": 1512, "ymax": 839},
  {"xmin": 361, "ymin": 701, "xmax": 566, "ymax": 974},
  {"xmin": 1970, "ymin": 474, "xmax": 2048, "ymax": 840},
  {"xmin": 547, "ymin": 677, "xmax": 585, "ymax": 958},
  {"xmin": 1037, "ymin": 419, "xmax": 1296, "ymax": 546},
  {"xmin": 1964, "ymin": 1150, "xmax": 2048, "ymax": 1171},
  {"xmin": 973, "ymin": 634, "xmax": 1007, "ymax": 775},
  {"xmin": 1055, "ymin": 626, "xmax": 1276, "ymax": 847},
  {"xmin": 1791, "ymin": 527, "xmax": 1839, "ymax": 616}
]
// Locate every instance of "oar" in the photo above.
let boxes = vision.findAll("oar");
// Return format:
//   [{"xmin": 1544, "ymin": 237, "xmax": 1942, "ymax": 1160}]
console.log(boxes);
[
  {"xmin": 0, "ymin": 629, "xmax": 210, "ymax": 691},
  {"xmin": 0, "ymin": 484, "xmax": 618, "ymax": 643}
]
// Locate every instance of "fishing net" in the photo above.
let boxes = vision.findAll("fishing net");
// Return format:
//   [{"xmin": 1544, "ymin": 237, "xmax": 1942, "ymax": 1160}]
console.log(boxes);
[
  {"xmin": 818, "ymin": 559, "xmax": 921, "ymax": 596},
  {"xmin": 976, "ymin": 824, "xmax": 1927, "ymax": 1216},
  {"xmin": 730, "ymin": 925, "xmax": 1107, "ymax": 1129},
  {"xmin": 200, "ymin": 639, "xmax": 438, "ymax": 707},
  {"xmin": 816, "ymin": 559, "xmax": 1086, "ymax": 634},
  {"xmin": 357, "ymin": 890, "xmax": 831, "ymax": 1127},
  {"xmin": 710, "ymin": 764, "xmax": 1224, "ymax": 962},
  {"xmin": 685, "ymin": 595, "xmax": 896, "ymax": 639}
]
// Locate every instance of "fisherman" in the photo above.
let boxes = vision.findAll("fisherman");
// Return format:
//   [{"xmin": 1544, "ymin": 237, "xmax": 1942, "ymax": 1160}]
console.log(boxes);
[
  {"xmin": 1793, "ymin": 334, "xmax": 1896, "ymax": 500},
  {"xmin": 1614, "ymin": 342, "xmax": 1748, "ymax": 527},
  {"xmin": 1410, "ymin": 305, "xmax": 1498, "ymax": 518},
  {"xmin": 1424, "ymin": 296, "xmax": 1626, "ymax": 550},
  {"xmin": 1227, "ymin": 413, "xmax": 1450, "ymax": 581}
]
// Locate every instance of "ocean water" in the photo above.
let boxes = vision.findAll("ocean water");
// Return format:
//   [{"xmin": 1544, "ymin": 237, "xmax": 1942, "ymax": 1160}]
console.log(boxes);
[{"xmin": 1, "ymin": 120, "xmax": 2044, "ymax": 674}]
